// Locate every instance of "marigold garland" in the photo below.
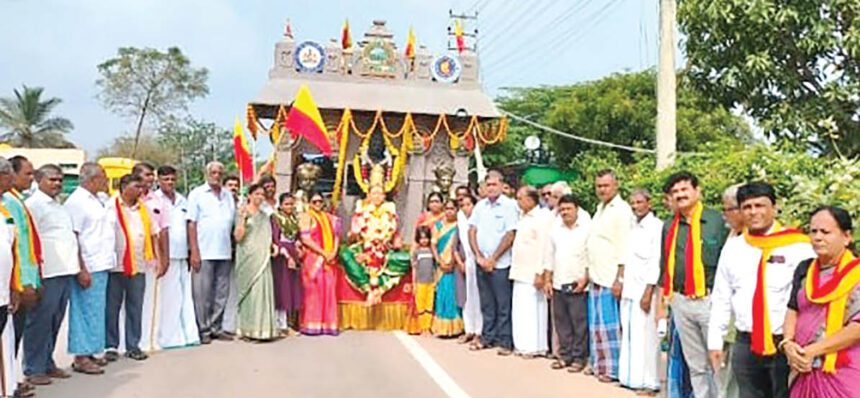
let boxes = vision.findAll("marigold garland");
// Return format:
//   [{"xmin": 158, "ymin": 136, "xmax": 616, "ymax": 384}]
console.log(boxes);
[{"xmin": 245, "ymin": 104, "xmax": 506, "ymax": 209}]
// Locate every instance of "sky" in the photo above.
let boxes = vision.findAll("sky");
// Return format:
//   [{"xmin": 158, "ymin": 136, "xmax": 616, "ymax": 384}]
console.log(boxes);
[{"xmin": 0, "ymin": 0, "xmax": 661, "ymax": 157}]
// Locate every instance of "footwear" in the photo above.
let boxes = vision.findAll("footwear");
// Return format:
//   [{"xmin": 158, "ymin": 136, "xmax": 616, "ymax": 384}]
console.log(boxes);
[
  {"xmin": 635, "ymin": 390, "xmax": 658, "ymax": 397},
  {"xmin": 550, "ymin": 360, "xmax": 567, "ymax": 370},
  {"xmin": 13, "ymin": 389, "xmax": 35, "ymax": 398},
  {"xmin": 597, "ymin": 374, "xmax": 614, "ymax": 383},
  {"xmin": 125, "ymin": 350, "xmax": 149, "ymax": 361},
  {"xmin": 47, "ymin": 368, "xmax": 71, "ymax": 379},
  {"xmin": 457, "ymin": 334, "xmax": 474, "ymax": 344},
  {"xmin": 89, "ymin": 356, "xmax": 109, "ymax": 367},
  {"xmin": 497, "ymin": 348, "xmax": 513, "ymax": 356},
  {"xmin": 103, "ymin": 350, "xmax": 119, "ymax": 362},
  {"xmin": 214, "ymin": 332, "xmax": 234, "ymax": 342},
  {"xmin": 567, "ymin": 363, "xmax": 585, "ymax": 373},
  {"xmin": 583, "ymin": 365, "xmax": 594, "ymax": 376},
  {"xmin": 200, "ymin": 334, "xmax": 212, "ymax": 345},
  {"xmin": 26, "ymin": 375, "xmax": 52, "ymax": 386},
  {"xmin": 469, "ymin": 341, "xmax": 490, "ymax": 351},
  {"xmin": 71, "ymin": 360, "xmax": 104, "ymax": 375}
]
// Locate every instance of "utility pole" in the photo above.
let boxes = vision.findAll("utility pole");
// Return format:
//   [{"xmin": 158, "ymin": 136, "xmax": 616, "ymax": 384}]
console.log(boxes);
[
  {"xmin": 447, "ymin": 9, "xmax": 478, "ymax": 52},
  {"xmin": 656, "ymin": 0, "xmax": 677, "ymax": 170}
]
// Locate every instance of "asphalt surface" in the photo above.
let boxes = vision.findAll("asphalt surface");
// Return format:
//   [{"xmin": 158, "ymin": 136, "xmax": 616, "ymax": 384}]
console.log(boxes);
[{"xmin": 32, "ymin": 331, "xmax": 648, "ymax": 398}]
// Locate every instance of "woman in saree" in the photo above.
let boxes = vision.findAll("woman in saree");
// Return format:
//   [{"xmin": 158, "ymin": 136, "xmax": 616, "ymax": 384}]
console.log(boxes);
[
  {"xmin": 783, "ymin": 206, "xmax": 860, "ymax": 398},
  {"xmin": 233, "ymin": 183, "xmax": 279, "ymax": 342},
  {"xmin": 298, "ymin": 192, "xmax": 340, "ymax": 336},
  {"xmin": 431, "ymin": 199, "xmax": 464, "ymax": 337},
  {"xmin": 271, "ymin": 192, "xmax": 303, "ymax": 333},
  {"xmin": 415, "ymin": 192, "xmax": 445, "ymax": 233}
]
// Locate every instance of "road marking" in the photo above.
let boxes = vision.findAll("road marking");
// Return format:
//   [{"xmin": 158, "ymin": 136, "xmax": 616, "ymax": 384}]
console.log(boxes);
[{"xmin": 393, "ymin": 331, "xmax": 471, "ymax": 398}]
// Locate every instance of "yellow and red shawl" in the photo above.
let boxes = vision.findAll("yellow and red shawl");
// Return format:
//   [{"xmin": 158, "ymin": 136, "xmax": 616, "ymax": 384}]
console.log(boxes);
[
  {"xmin": 114, "ymin": 196, "xmax": 155, "ymax": 276},
  {"xmin": 805, "ymin": 250, "xmax": 860, "ymax": 373},
  {"xmin": 663, "ymin": 201, "xmax": 706, "ymax": 298}
]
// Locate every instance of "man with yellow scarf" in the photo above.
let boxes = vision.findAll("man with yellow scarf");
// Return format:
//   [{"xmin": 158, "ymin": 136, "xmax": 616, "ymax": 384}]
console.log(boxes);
[
  {"xmin": 104, "ymin": 174, "xmax": 160, "ymax": 362},
  {"xmin": 658, "ymin": 171, "xmax": 729, "ymax": 398},
  {"xmin": 707, "ymin": 182, "xmax": 814, "ymax": 398}
]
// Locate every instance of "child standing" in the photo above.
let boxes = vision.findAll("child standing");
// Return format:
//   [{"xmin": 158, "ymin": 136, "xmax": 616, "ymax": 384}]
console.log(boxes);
[{"xmin": 406, "ymin": 226, "xmax": 436, "ymax": 335}]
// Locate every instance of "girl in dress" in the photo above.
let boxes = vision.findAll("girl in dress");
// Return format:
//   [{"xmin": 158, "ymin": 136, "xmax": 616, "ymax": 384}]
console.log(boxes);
[{"xmin": 407, "ymin": 227, "xmax": 436, "ymax": 335}]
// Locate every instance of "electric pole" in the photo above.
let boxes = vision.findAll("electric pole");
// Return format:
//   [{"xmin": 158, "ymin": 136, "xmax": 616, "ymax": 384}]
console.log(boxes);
[{"xmin": 656, "ymin": 0, "xmax": 677, "ymax": 170}]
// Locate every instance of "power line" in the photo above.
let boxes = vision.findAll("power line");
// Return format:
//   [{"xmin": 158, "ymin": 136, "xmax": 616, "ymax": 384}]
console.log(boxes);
[
  {"xmin": 479, "ymin": 0, "xmax": 558, "ymax": 53},
  {"xmin": 502, "ymin": 110, "xmax": 656, "ymax": 153},
  {"xmin": 488, "ymin": 0, "xmax": 625, "ymax": 84},
  {"xmin": 481, "ymin": 0, "xmax": 592, "ymax": 75},
  {"xmin": 477, "ymin": 0, "xmax": 548, "ymax": 51}
]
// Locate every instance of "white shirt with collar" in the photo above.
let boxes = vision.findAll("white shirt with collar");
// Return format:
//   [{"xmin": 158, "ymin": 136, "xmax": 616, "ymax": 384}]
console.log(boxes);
[
  {"xmin": 156, "ymin": 189, "xmax": 189, "ymax": 260},
  {"xmin": 510, "ymin": 206, "xmax": 553, "ymax": 284},
  {"xmin": 26, "ymin": 189, "xmax": 80, "ymax": 278},
  {"xmin": 186, "ymin": 183, "xmax": 236, "ymax": 261},
  {"xmin": 545, "ymin": 216, "xmax": 590, "ymax": 290},
  {"xmin": 64, "ymin": 187, "xmax": 116, "ymax": 273},
  {"xmin": 586, "ymin": 194, "xmax": 634, "ymax": 288},
  {"xmin": 620, "ymin": 212, "xmax": 663, "ymax": 300},
  {"xmin": 707, "ymin": 224, "xmax": 816, "ymax": 351}
]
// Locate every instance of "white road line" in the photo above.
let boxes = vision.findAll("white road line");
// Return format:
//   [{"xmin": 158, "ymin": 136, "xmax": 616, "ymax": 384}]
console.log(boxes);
[{"xmin": 392, "ymin": 331, "xmax": 471, "ymax": 398}]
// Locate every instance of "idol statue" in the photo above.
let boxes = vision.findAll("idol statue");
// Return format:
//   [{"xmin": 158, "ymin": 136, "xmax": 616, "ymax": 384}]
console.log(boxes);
[
  {"xmin": 293, "ymin": 162, "xmax": 322, "ymax": 213},
  {"xmin": 340, "ymin": 164, "xmax": 409, "ymax": 306},
  {"xmin": 432, "ymin": 164, "xmax": 455, "ymax": 199}
]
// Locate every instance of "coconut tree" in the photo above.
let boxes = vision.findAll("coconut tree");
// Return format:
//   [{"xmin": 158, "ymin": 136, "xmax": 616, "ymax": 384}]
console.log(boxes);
[{"xmin": 0, "ymin": 85, "xmax": 75, "ymax": 148}]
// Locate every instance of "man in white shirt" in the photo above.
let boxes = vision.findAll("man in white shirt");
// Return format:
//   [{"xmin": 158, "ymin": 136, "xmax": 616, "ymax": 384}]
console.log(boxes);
[
  {"xmin": 585, "ymin": 169, "xmax": 633, "ymax": 383},
  {"xmin": 617, "ymin": 188, "xmax": 662, "ymax": 394},
  {"xmin": 105, "ymin": 173, "xmax": 159, "ymax": 362},
  {"xmin": 549, "ymin": 181, "xmax": 591, "ymax": 227},
  {"xmin": 510, "ymin": 186, "xmax": 553, "ymax": 358},
  {"xmin": 0, "ymin": 157, "xmax": 19, "ymax": 396},
  {"xmin": 155, "ymin": 165, "xmax": 199, "ymax": 349},
  {"xmin": 131, "ymin": 162, "xmax": 169, "ymax": 354},
  {"xmin": 65, "ymin": 162, "xmax": 114, "ymax": 375},
  {"xmin": 22, "ymin": 165, "xmax": 79, "ymax": 385},
  {"xmin": 543, "ymin": 194, "xmax": 590, "ymax": 373},
  {"xmin": 188, "ymin": 162, "xmax": 236, "ymax": 344},
  {"xmin": 708, "ymin": 182, "xmax": 814, "ymax": 398}
]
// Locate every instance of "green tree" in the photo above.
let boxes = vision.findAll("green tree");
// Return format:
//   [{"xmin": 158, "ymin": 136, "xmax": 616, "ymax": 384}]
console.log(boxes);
[
  {"xmin": 158, "ymin": 117, "xmax": 235, "ymax": 192},
  {"xmin": 97, "ymin": 133, "xmax": 177, "ymax": 167},
  {"xmin": 0, "ymin": 85, "xmax": 75, "ymax": 148},
  {"xmin": 489, "ymin": 70, "xmax": 752, "ymax": 168},
  {"xmin": 95, "ymin": 47, "xmax": 209, "ymax": 157},
  {"xmin": 678, "ymin": 0, "xmax": 860, "ymax": 157}
]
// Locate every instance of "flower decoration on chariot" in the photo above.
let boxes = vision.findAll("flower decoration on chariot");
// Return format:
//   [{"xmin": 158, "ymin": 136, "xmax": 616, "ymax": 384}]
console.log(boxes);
[{"xmin": 353, "ymin": 143, "xmax": 400, "ymax": 194}]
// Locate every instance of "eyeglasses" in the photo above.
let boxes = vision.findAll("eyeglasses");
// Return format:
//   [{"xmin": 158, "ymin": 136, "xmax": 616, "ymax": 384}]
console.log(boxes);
[
  {"xmin": 541, "ymin": 192, "xmax": 552, "ymax": 197},
  {"xmin": 311, "ymin": 199, "xmax": 323, "ymax": 204}
]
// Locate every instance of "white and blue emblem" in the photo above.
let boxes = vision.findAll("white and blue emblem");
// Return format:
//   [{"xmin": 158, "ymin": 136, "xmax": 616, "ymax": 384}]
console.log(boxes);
[{"xmin": 294, "ymin": 41, "xmax": 325, "ymax": 73}]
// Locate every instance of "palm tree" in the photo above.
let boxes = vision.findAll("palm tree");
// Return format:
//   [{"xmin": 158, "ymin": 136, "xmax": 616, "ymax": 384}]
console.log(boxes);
[{"xmin": 0, "ymin": 85, "xmax": 75, "ymax": 148}]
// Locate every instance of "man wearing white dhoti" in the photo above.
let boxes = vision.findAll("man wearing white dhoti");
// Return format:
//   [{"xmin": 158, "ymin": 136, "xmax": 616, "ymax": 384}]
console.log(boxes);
[
  {"xmin": 155, "ymin": 166, "xmax": 199, "ymax": 349},
  {"xmin": 510, "ymin": 186, "xmax": 553, "ymax": 358},
  {"xmin": 456, "ymin": 189, "xmax": 482, "ymax": 345},
  {"xmin": 132, "ymin": 163, "xmax": 170, "ymax": 353},
  {"xmin": 618, "ymin": 188, "xmax": 663, "ymax": 395}
]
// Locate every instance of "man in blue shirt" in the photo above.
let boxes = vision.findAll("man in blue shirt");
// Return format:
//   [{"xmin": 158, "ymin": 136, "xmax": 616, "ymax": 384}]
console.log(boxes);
[{"xmin": 468, "ymin": 170, "xmax": 519, "ymax": 356}]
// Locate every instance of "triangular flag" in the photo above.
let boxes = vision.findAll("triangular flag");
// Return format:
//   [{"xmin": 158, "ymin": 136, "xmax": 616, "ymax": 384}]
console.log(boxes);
[
  {"xmin": 284, "ymin": 85, "xmax": 333, "ymax": 157},
  {"xmin": 405, "ymin": 27, "xmax": 416, "ymax": 59},
  {"xmin": 341, "ymin": 19, "xmax": 352, "ymax": 49},
  {"xmin": 454, "ymin": 20, "xmax": 465, "ymax": 53}
]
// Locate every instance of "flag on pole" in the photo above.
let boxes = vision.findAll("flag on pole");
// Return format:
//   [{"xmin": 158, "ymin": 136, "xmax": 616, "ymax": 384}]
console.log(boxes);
[
  {"xmin": 233, "ymin": 117, "xmax": 254, "ymax": 182},
  {"xmin": 284, "ymin": 19, "xmax": 293, "ymax": 38},
  {"xmin": 341, "ymin": 19, "xmax": 352, "ymax": 49},
  {"xmin": 454, "ymin": 20, "xmax": 465, "ymax": 53},
  {"xmin": 285, "ymin": 85, "xmax": 333, "ymax": 157},
  {"xmin": 405, "ymin": 27, "xmax": 416, "ymax": 59}
]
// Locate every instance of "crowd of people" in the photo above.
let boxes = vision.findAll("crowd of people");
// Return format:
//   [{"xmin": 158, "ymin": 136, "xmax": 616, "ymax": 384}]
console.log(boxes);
[{"xmin": 0, "ymin": 154, "xmax": 857, "ymax": 398}]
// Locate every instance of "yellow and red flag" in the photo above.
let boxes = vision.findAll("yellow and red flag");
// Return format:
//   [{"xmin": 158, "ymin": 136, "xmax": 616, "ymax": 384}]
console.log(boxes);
[
  {"xmin": 405, "ymin": 27, "xmax": 416, "ymax": 59},
  {"xmin": 454, "ymin": 20, "xmax": 465, "ymax": 53},
  {"xmin": 285, "ymin": 85, "xmax": 333, "ymax": 157},
  {"xmin": 341, "ymin": 19, "xmax": 352, "ymax": 50},
  {"xmin": 232, "ymin": 117, "xmax": 254, "ymax": 182}
]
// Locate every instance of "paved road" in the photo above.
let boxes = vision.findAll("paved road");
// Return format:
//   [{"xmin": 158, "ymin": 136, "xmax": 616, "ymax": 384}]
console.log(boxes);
[{"xmin": 33, "ymin": 331, "xmax": 645, "ymax": 398}]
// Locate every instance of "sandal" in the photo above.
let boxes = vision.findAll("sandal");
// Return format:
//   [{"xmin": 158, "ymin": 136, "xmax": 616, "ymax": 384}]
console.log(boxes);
[
  {"xmin": 598, "ymin": 375, "xmax": 614, "ymax": 383},
  {"xmin": 567, "ymin": 363, "xmax": 585, "ymax": 373},
  {"xmin": 469, "ymin": 341, "xmax": 488, "ymax": 351},
  {"xmin": 89, "ymin": 356, "xmax": 108, "ymax": 367},
  {"xmin": 72, "ymin": 360, "xmax": 104, "ymax": 375},
  {"xmin": 550, "ymin": 360, "xmax": 566, "ymax": 370},
  {"xmin": 457, "ymin": 334, "xmax": 473, "ymax": 344}
]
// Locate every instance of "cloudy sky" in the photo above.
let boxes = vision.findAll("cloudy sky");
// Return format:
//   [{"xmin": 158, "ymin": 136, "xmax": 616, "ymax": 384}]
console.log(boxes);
[{"xmin": 0, "ymin": 0, "xmax": 659, "ymax": 156}]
